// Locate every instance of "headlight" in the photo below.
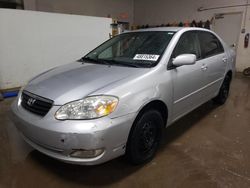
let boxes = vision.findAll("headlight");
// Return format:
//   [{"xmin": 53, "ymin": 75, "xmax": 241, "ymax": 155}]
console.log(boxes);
[
  {"xmin": 17, "ymin": 84, "xmax": 27, "ymax": 105},
  {"xmin": 55, "ymin": 96, "xmax": 118, "ymax": 120}
]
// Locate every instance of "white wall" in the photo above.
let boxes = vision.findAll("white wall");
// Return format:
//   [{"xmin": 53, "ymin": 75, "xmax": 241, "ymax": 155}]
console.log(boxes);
[
  {"xmin": 0, "ymin": 9, "xmax": 112, "ymax": 89},
  {"xmin": 134, "ymin": 0, "xmax": 250, "ymax": 72},
  {"xmin": 23, "ymin": 0, "xmax": 134, "ymax": 24},
  {"xmin": 134, "ymin": 0, "xmax": 247, "ymax": 25}
]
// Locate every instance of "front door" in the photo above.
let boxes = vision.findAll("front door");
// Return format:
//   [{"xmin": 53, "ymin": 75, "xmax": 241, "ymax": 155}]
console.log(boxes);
[{"xmin": 170, "ymin": 31, "xmax": 205, "ymax": 121}]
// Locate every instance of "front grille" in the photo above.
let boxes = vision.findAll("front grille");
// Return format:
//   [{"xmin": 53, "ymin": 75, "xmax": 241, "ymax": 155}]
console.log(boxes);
[{"xmin": 21, "ymin": 91, "xmax": 53, "ymax": 116}]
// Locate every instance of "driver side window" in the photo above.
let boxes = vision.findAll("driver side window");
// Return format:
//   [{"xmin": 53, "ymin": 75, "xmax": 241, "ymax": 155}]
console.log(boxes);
[
  {"xmin": 172, "ymin": 31, "xmax": 201, "ymax": 59},
  {"xmin": 98, "ymin": 37, "xmax": 140, "ymax": 59}
]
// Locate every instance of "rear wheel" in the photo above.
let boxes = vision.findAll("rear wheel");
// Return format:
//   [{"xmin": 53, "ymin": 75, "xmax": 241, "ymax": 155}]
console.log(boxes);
[
  {"xmin": 126, "ymin": 109, "xmax": 164, "ymax": 165},
  {"xmin": 213, "ymin": 75, "xmax": 231, "ymax": 105}
]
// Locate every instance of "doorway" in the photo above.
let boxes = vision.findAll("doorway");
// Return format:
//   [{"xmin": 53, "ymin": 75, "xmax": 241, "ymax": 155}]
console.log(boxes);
[{"xmin": 213, "ymin": 12, "xmax": 242, "ymax": 48}]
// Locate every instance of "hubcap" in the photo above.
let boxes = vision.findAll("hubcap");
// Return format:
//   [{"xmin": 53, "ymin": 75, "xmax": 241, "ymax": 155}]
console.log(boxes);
[
  {"xmin": 138, "ymin": 121, "xmax": 157, "ymax": 154},
  {"xmin": 222, "ymin": 85, "xmax": 229, "ymax": 98},
  {"xmin": 222, "ymin": 80, "xmax": 230, "ymax": 100}
]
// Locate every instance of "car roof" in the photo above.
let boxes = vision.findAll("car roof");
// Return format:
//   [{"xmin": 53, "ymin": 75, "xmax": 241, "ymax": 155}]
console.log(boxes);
[
  {"xmin": 132, "ymin": 27, "xmax": 182, "ymax": 32},
  {"xmin": 128, "ymin": 27, "xmax": 210, "ymax": 33}
]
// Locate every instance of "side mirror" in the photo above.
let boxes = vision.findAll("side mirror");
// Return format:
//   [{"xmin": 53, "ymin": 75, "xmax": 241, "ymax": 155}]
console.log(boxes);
[{"xmin": 172, "ymin": 54, "xmax": 197, "ymax": 67}]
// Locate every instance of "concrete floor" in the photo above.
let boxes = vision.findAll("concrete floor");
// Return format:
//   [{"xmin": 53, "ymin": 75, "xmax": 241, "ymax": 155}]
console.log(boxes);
[{"xmin": 1, "ymin": 74, "xmax": 250, "ymax": 188}]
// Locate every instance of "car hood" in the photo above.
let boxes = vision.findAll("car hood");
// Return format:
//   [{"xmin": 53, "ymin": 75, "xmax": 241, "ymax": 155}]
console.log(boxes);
[{"xmin": 24, "ymin": 61, "xmax": 149, "ymax": 105}]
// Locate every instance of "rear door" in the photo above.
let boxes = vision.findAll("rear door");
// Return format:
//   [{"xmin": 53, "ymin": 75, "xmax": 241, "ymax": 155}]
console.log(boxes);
[{"xmin": 197, "ymin": 31, "xmax": 227, "ymax": 100}]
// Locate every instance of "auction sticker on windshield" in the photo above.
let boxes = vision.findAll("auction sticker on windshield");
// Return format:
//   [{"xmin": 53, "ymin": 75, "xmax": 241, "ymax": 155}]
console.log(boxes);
[{"xmin": 133, "ymin": 54, "xmax": 160, "ymax": 61}]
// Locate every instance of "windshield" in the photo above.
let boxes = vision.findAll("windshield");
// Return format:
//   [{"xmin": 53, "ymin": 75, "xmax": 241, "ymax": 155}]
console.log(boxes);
[{"xmin": 82, "ymin": 31, "xmax": 175, "ymax": 68}]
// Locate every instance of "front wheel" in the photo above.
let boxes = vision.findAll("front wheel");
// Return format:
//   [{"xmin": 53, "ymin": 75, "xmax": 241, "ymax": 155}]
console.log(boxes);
[
  {"xmin": 213, "ymin": 75, "xmax": 231, "ymax": 105},
  {"xmin": 125, "ymin": 109, "xmax": 164, "ymax": 165}
]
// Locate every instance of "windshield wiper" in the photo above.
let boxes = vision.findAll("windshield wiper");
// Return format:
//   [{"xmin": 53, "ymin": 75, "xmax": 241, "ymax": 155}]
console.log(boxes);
[
  {"xmin": 79, "ymin": 57, "xmax": 99, "ymax": 63},
  {"xmin": 113, "ymin": 61, "xmax": 142, "ymax": 68},
  {"xmin": 79, "ymin": 57, "xmax": 112, "ymax": 66},
  {"xmin": 80, "ymin": 57, "xmax": 147, "ymax": 68},
  {"xmin": 99, "ymin": 59, "xmax": 143, "ymax": 68}
]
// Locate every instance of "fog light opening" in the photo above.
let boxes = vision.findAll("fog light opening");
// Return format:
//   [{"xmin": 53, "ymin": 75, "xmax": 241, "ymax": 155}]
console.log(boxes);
[{"xmin": 70, "ymin": 148, "xmax": 104, "ymax": 158}]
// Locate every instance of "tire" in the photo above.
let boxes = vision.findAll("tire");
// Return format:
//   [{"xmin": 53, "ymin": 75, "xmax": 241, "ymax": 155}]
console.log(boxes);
[
  {"xmin": 126, "ymin": 109, "xmax": 164, "ymax": 165},
  {"xmin": 213, "ymin": 75, "xmax": 231, "ymax": 105},
  {"xmin": 243, "ymin": 67, "xmax": 250, "ymax": 77}
]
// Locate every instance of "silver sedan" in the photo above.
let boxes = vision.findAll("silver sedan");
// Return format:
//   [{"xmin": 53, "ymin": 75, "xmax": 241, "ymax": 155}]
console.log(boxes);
[{"xmin": 11, "ymin": 27, "xmax": 235, "ymax": 165}]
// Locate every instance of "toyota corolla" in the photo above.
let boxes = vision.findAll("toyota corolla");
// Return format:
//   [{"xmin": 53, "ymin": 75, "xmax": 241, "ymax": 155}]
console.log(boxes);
[{"xmin": 11, "ymin": 27, "xmax": 235, "ymax": 165}]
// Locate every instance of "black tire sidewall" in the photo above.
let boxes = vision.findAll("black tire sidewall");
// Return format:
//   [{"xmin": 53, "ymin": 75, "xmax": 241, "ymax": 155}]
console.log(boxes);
[
  {"xmin": 213, "ymin": 75, "xmax": 231, "ymax": 105},
  {"xmin": 126, "ymin": 110, "xmax": 164, "ymax": 165},
  {"xmin": 243, "ymin": 68, "xmax": 250, "ymax": 76}
]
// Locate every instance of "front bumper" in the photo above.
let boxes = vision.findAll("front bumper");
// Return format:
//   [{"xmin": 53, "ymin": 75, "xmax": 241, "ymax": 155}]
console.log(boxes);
[{"xmin": 10, "ymin": 98, "xmax": 136, "ymax": 165}]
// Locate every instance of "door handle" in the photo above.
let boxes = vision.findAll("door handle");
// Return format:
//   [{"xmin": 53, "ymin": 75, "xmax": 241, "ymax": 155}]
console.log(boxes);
[
  {"xmin": 222, "ymin": 57, "xmax": 228, "ymax": 63},
  {"xmin": 201, "ymin": 65, "xmax": 208, "ymax": 71}
]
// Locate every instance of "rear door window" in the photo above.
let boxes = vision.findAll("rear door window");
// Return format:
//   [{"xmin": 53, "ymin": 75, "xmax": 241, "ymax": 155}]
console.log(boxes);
[{"xmin": 198, "ymin": 31, "xmax": 224, "ymax": 58}]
